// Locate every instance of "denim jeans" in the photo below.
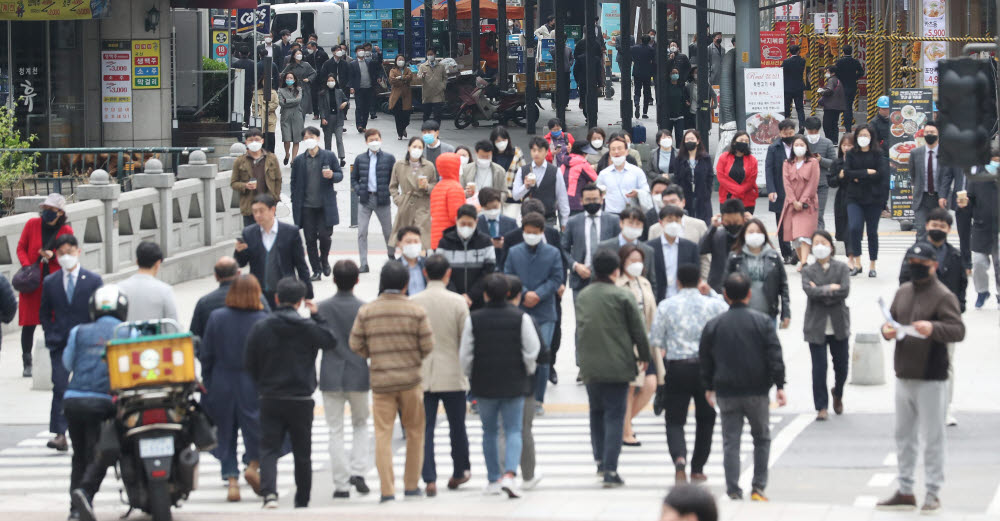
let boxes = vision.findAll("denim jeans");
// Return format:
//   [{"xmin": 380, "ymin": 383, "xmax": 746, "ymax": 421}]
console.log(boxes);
[
  {"xmin": 534, "ymin": 321, "xmax": 556, "ymax": 403},
  {"xmin": 585, "ymin": 382, "xmax": 629, "ymax": 473},
  {"xmin": 477, "ymin": 397, "xmax": 525, "ymax": 483},
  {"xmin": 422, "ymin": 391, "xmax": 469, "ymax": 483},
  {"xmin": 809, "ymin": 336, "xmax": 849, "ymax": 411}
]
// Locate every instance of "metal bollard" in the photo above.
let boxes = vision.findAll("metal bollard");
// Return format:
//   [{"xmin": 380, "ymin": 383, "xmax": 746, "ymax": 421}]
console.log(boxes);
[{"xmin": 850, "ymin": 332, "xmax": 887, "ymax": 385}]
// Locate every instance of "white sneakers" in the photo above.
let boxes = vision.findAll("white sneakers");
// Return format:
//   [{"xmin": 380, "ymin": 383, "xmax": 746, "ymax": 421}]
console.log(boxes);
[
  {"xmin": 482, "ymin": 482, "xmax": 503, "ymax": 496},
  {"xmin": 521, "ymin": 471, "xmax": 543, "ymax": 490},
  {"xmin": 485, "ymin": 475, "xmax": 533, "ymax": 497},
  {"xmin": 500, "ymin": 476, "xmax": 521, "ymax": 498}
]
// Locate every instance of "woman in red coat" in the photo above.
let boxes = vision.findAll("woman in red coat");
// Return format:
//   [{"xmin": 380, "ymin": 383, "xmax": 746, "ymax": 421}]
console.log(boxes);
[
  {"xmin": 16, "ymin": 194, "xmax": 73, "ymax": 377},
  {"xmin": 779, "ymin": 135, "xmax": 821, "ymax": 270},
  {"xmin": 715, "ymin": 131, "xmax": 759, "ymax": 213},
  {"xmin": 429, "ymin": 152, "xmax": 468, "ymax": 249}
]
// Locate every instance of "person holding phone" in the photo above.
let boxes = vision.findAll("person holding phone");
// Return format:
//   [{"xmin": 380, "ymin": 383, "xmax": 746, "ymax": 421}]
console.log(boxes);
[
  {"xmin": 291, "ymin": 126, "xmax": 344, "ymax": 281},
  {"xmin": 232, "ymin": 129, "xmax": 282, "ymax": 227}
]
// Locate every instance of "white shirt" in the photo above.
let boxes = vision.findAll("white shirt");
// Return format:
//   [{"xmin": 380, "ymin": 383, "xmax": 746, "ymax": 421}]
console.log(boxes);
[
  {"xmin": 512, "ymin": 160, "xmax": 571, "ymax": 225},
  {"xmin": 782, "ymin": 143, "xmax": 792, "ymax": 159},
  {"xmin": 583, "ymin": 211, "xmax": 602, "ymax": 267},
  {"xmin": 596, "ymin": 162, "xmax": 653, "ymax": 214},
  {"xmin": 63, "ymin": 267, "xmax": 79, "ymax": 297},
  {"xmin": 261, "ymin": 222, "xmax": 278, "ymax": 251},
  {"xmin": 925, "ymin": 144, "xmax": 939, "ymax": 192},
  {"xmin": 660, "ymin": 237, "xmax": 679, "ymax": 299}
]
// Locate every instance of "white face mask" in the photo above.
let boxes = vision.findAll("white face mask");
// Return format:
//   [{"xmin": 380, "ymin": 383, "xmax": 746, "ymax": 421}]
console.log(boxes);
[
  {"xmin": 523, "ymin": 233, "xmax": 543, "ymax": 246},
  {"xmin": 458, "ymin": 155, "xmax": 469, "ymax": 167},
  {"xmin": 622, "ymin": 225, "xmax": 642, "ymax": 241},
  {"xmin": 476, "ymin": 158, "xmax": 491, "ymax": 168},
  {"xmin": 335, "ymin": 50, "xmax": 344, "ymax": 57},
  {"xmin": 58, "ymin": 253, "xmax": 79, "ymax": 271},
  {"xmin": 663, "ymin": 221, "xmax": 684, "ymax": 238},
  {"xmin": 296, "ymin": 302, "xmax": 311, "ymax": 319},
  {"xmin": 793, "ymin": 145, "xmax": 808, "ymax": 157},
  {"xmin": 806, "ymin": 133, "xmax": 821, "ymax": 144},
  {"xmin": 409, "ymin": 147, "xmax": 423, "ymax": 159},
  {"xmin": 426, "ymin": 55, "xmax": 436, "ymax": 63},
  {"xmin": 367, "ymin": 140, "xmax": 382, "ymax": 152},
  {"xmin": 745, "ymin": 232, "xmax": 766, "ymax": 248},
  {"xmin": 625, "ymin": 262, "xmax": 644, "ymax": 278},
  {"xmin": 246, "ymin": 141, "xmax": 263, "ymax": 152},
  {"xmin": 669, "ymin": 46, "xmax": 678, "ymax": 53},
  {"xmin": 591, "ymin": 139, "xmax": 604, "ymax": 149},
  {"xmin": 483, "ymin": 208, "xmax": 501, "ymax": 220},
  {"xmin": 294, "ymin": 53, "xmax": 303, "ymax": 61},
  {"xmin": 812, "ymin": 243, "xmax": 832, "ymax": 260},
  {"xmin": 302, "ymin": 138, "xmax": 318, "ymax": 150},
  {"xmin": 357, "ymin": 50, "xmax": 366, "ymax": 58},
  {"xmin": 659, "ymin": 137, "xmax": 673, "ymax": 150},
  {"xmin": 397, "ymin": 60, "xmax": 406, "ymax": 67},
  {"xmin": 857, "ymin": 136, "xmax": 871, "ymax": 148},
  {"xmin": 327, "ymin": 81, "xmax": 336, "ymax": 89},
  {"xmin": 457, "ymin": 225, "xmax": 476, "ymax": 240},
  {"xmin": 611, "ymin": 155, "xmax": 626, "ymax": 167},
  {"xmin": 495, "ymin": 140, "xmax": 509, "ymax": 152},
  {"xmin": 402, "ymin": 243, "xmax": 422, "ymax": 259},
  {"xmin": 824, "ymin": 72, "xmax": 831, "ymax": 78}
]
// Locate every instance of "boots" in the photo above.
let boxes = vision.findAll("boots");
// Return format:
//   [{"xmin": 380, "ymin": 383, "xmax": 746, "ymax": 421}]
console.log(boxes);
[
  {"xmin": 22, "ymin": 353, "xmax": 32, "ymax": 378},
  {"xmin": 227, "ymin": 477, "xmax": 240, "ymax": 502},
  {"xmin": 244, "ymin": 460, "xmax": 261, "ymax": 496}
]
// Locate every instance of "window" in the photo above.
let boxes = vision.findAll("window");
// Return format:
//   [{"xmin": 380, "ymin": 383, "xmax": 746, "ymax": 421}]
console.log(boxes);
[
  {"xmin": 272, "ymin": 13, "xmax": 298, "ymax": 37},
  {"xmin": 300, "ymin": 12, "xmax": 316, "ymax": 40}
]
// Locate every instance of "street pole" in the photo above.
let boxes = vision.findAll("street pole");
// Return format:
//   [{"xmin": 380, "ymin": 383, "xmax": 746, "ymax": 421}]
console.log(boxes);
[
  {"xmin": 526, "ymin": 0, "xmax": 538, "ymax": 133},
  {"xmin": 655, "ymin": 0, "xmax": 669, "ymax": 130},
  {"xmin": 695, "ymin": 0, "xmax": 709, "ymax": 137},
  {"xmin": 499, "ymin": 0, "xmax": 508, "ymax": 89},
  {"xmin": 424, "ymin": 0, "xmax": 433, "ymax": 55},
  {"xmin": 404, "ymin": 0, "xmax": 413, "ymax": 59},
  {"xmin": 472, "ymin": 0, "xmax": 480, "ymax": 72},
  {"xmin": 554, "ymin": 0, "xmax": 566, "ymax": 123},
  {"xmin": 733, "ymin": 0, "xmax": 760, "ymax": 131},
  {"xmin": 448, "ymin": 0, "xmax": 458, "ymax": 59},
  {"xmin": 620, "ymin": 0, "xmax": 633, "ymax": 132},
  {"xmin": 584, "ymin": 0, "xmax": 597, "ymax": 128}
]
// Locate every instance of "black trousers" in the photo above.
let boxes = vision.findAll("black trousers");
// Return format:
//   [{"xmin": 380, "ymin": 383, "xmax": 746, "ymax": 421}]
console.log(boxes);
[
  {"xmin": 355, "ymin": 87, "xmax": 374, "ymax": 129},
  {"xmin": 842, "ymin": 88, "xmax": 857, "ymax": 131},
  {"xmin": 301, "ymin": 206, "xmax": 332, "ymax": 274},
  {"xmin": 422, "ymin": 391, "xmax": 470, "ymax": 483},
  {"xmin": 65, "ymin": 398, "xmax": 115, "ymax": 498},
  {"xmin": 956, "ymin": 206, "xmax": 972, "ymax": 269},
  {"xmin": 784, "ymin": 91, "xmax": 806, "ymax": 125},
  {"xmin": 392, "ymin": 98, "xmax": 411, "ymax": 138},
  {"xmin": 809, "ymin": 336, "xmax": 849, "ymax": 411},
  {"xmin": 662, "ymin": 361, "xmax": 716, "ymax": 474},
  {"xmin": 423, "ymin": 102, "xmax": 444, "ymax": 123},
  {"xmin": 260, "ymin": 398, "xmax": 313, "ymax": 506},
  {"xmin": 633, "ymin": 76, "xmax": 652, "ymax": 113},
  {"xmin": 823, "ymin": 109, "xmax": 841, "ymax": 143},
  {"xmin": 550, "ymin": 296, "xmax": 562, "ymax": 366}
]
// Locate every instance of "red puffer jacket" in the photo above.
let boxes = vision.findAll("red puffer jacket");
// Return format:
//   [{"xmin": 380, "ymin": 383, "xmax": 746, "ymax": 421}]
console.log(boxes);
[
  {"xmin": 715, "ymin": 151, "xmax": 759, "ymax": 207},
  {"xmin": 430, "ymin": 153, "xmax": 468, "ymax": 249}
]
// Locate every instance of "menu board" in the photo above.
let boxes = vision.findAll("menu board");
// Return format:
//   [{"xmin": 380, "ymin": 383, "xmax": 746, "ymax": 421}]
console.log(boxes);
[
  {"xmin": 922, "ymin": 0, "xmax": 947, "ymax": 87},
  {"xmin": 887, "ymin": 88, "xmax": 934, "ymax": 220},
  {"xmin": 744, "ymin": 69, "xmax": 787, "ymax": 173},
  {"xmin": 102, "ymin": 40, "xmax": 132, "ymax": 123},
  {"xmin": 132, "ymin": 40, "xmax": 160, "ymax": 89}
]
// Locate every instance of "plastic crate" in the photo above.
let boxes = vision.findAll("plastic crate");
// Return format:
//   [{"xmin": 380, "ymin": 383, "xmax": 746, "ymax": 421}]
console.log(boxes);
[
  {"xmin": 367, "ymin": 29, "xmax": 382, "ymax": 40},
  {"xmin": 382, "ymin": 28, "xmax": 398, "ymax": 40},
  {"xmin": 366, "ymin": 19, "xmax": 382, "ymax": 30},
  {"xmin": 383, "ymin": 39, "xmax": 398, "ymax": 50},
  {"xmin": 358, "ymin": 0, "xmax": 375, "ymax": 9},
  {"xmin": 359, "ymin": 9, "xmax": 377, "ymax": 20},
  {"xmin": 378, "ymin": 9, "xmax": 394, "ymax": 19},
  {"xmin": 349, "ymin": 20, "xmax": 366, "ymax": 31},
  {"xmin": 392, "ymin": 19, "xmax": 403, "ymax": 29},
  {"xmin": 412, "ymin": 27, "xmax": 425, "ymax": 38},
  {"xmin": 411, "ymin": 17, "xmax": 425, "ymax": 28},
  {"xmin": 392, "ymin": 9, "xmax": 405, "ymax": 20},
  {"xmin": 384, "ymin": 49, "xmax": 398, "ymax": 59},
  {"xmin": 381, "ymin": 19, "xmax": 393, "ymax": 28}
]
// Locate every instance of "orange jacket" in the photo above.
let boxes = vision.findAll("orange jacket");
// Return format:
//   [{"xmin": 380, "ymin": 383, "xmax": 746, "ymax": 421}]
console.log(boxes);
[{"xmin": 430, "ymin": 153, "xmax": 467, "ymax": 249}]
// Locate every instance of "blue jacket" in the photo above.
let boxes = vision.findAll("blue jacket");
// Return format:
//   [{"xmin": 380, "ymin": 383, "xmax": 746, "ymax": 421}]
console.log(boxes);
[
  {"xmin": 503, "ymin": 242, "xmax": 564, "ymax": 324},
  {"xmin": 63, "ymin": 315, "xmax": 121, "ymax": 400},
  {"xmin": 351, "ymin": 149, "xmax": 396, "ymax": 206},
  {"xmin": 290, "ymin": 148, "xmax": 344, "ymax": 227},
  {"xmin": 39, "ymin": 268, "xmax": 103, "ymax": 350},
  {"xmin": 199, "ymin": 306, "xmax": 269, "ymax": 398}
]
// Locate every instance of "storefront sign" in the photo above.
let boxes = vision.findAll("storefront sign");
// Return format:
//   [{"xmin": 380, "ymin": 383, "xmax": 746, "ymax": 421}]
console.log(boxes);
[
  {"xmin": 774, "ymin": 2, "xmax": 801, "ymax": 33},
  {"xmin": 102, "ymin": 40, "xmax": 132, "ymax": 123},
  {"xmin": 922, "ymin": 0, "xmax": 947, "ymax": 87},
  {"xmin": 814, "ymin": 12, "xmax": 839, "ymax": 34},
  {"xmin": 132, "ymin": 40, "xmax": 160, "ymax": 89},
  {"xmin": 888, "ymin": 88, "xmax": 934, "ymax": 220},
  {"xmin": 601, "ymin": 3, "xmax": 621, "ymax": 74},
  {"xmin": 744, "ymin": 68, "xmax": 784, "ymax": 114},
  {"xmin": 212, "ymin": 30, "xmax": 230, "ymax": 65},
  {"xmin": 760, "ymin": 31, "xmax": 786, "ymax": 68},
  {"xmin": 0, "ymin": 0, "xmax": 108, "ymax": 20}
]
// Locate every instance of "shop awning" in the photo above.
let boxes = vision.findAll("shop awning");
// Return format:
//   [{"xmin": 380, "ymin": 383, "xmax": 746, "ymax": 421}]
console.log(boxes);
[
  {"xmin": 411, "ymin": 0, "xmax": 524, "ymax": 21},
  {"xmin": 170, "ymin": 0, "xmax": 257, "ymax": 8}
]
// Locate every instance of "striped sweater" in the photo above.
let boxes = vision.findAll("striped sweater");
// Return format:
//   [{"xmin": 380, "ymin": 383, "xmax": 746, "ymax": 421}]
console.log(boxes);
[{"xmin": 349, "ymin": 293, "xmax": 434, "ymax": 393}]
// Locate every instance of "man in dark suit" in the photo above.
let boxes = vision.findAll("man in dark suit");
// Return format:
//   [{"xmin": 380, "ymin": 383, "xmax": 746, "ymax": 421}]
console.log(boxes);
[
  {"xmin": 291, "ymin": 127, "xmax": 344, "ymax": 280},
  {"xmin": 234, "ymin": 193, "xmax": 313, "ymax": 305},
  {"xmin": 646, "ymin": 205, "xmax": 701, "ymax": 302},
  {"xmin": 781, "ymin": 45, "xmax": 807, "ymax": 125},
  {"xmin": 597, "ymin": 206, "xmax": 658, "ymax": 295},
  {"xmin": 834, "ymin": 45, "xmax": 865, "ymax": 131},
  {"xmin": 189, "ymin": 256, "xmax": 269, "ymax": 340},
  {"xmin": 938, "ymin": 153, "xmax": 974, "ymax": 271},
  {"xmin": 765, "ymin": 119, "xmax": 798, "ymax": 264},
  {"xmin": 475, "ymin": 188, "xmax": 518, "ymax": 267},
  {"xmin": 38, "ymin": 234, "xmax": 103, "ymax": 452},
  {"xmin": 320, "ymin": 46, "xmax": 352, "ymax": 124},
  {"xmin": 631, "ymin": 35, "xmax": 656, "ymax": 119},
  {"xmin": 561, "ymin": 184, "xmax": 621, "ymax": 298},
  {"xmin": 347, "ymin": 45, "xmax": 382, "ymax": 132},
  {"xmin": 909, "ymin": 122, "xmax": 959, "ymax": 240},
  {"xmin": 641, "ymin": 178, "xmax": 671, "ymax": 241}
]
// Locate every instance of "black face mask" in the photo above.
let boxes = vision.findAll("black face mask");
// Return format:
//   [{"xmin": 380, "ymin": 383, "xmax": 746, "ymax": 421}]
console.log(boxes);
[
  {"xmin": 733, "ymin": 142, "xmax": 750, "ymax": 155},
  {"xmin": 927, "ymin": 228, "xmax": 947, "ymax": 243},
  {"xmin": 909, "ymin": 263, "xmax": 932, "ymax": 280},
  {"xmin": 924, "ymin": 134, "xmax": 938, "ymax": 145},
  {"xmin": 41, "ymin": 209, "xmax": 59, "ymax": 223},
  {"xmin": 781, "ymin": 136, "xmax": 796, "ymax": 145},
  {"xmin": 684, "ymin": 141, "xmax": 698, "ymax": 151},
  {"xmin": 724, "ymin": 223, "xmax": 743, "ymax": 237},
  {"xmin": 583, "ymin": 202, "xmax": 602, "ymax": 215}
]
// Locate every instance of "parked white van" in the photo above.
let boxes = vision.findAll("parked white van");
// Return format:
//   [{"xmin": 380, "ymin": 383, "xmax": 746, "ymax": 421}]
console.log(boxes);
[{"xmin": 270, "ymin": 2, "xmax": 350, "ymax": 50}]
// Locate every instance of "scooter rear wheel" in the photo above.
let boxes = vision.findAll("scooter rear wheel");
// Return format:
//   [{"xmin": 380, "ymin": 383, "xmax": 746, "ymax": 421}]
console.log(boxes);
[
  {"xmin": 455, "ymin": 107, "xmax": 475, "ymax": 130},
  {"xmin": 148, "ymin": 480, "xmax": 172, "ymax": 521}
]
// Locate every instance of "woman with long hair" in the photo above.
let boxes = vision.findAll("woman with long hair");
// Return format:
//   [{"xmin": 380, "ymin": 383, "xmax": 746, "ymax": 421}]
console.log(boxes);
[
  {"xmin": 780, "ymin": 135, "xmax": 821, "ymax": 270},
  {"xmin": 582, "ymin": 127, "xmax": 608, "ymax": 169},
  {"xmin": 490, "ymin": 126, "xmax": 525, "ymax": 217},
  {"xmin": 388, "ymin": 55, "xmax": 414, "ymax": 140},
  {"xmin": 843, "ymin": 125, "xmax": 888, "ymax": 277},
  {"xmin": 673, "ymin": 129, "xmax": 713, "ymax": 224},
  {"xmin": 643, "ymin": 128, "xmax": 678, "ymax": 185},
  {"xmin": 715, "ymin": 131, "xmax": 759, "ymax": 213},
  {"xmin": 317, "ymin": 73, "xmax": 348, "ymax": 165},
  {"xmin": 278, "ymin": 72, "xmax": 304, "ymax": 165},
  {"xmin": 615, "ymin": 244, "xmax": 664, "ymax": 447},
  {"xmin": 563, "ymin": 141, "xmax": 599, "ymax": 215},
  {"xmin": 389, "ymin": 136, "xmax": 438, "ymax": 249},
  {"xmin": 826, "ymin": 134, "xmax": 855, "ymax": 243},
  {"xmin": 725, "ymin": 218, "xmax": 791, "ymax": 329},
  {"xmin": 199, "ymin": 274, "xmax": 270, "ymax": 502},
  {"xmin": 280, "ymin": 47, "xmax": 316, "ymax": 117},
  {"xmin": 253, "ymin": 75, "xmax": 279, "ymax": 153}
]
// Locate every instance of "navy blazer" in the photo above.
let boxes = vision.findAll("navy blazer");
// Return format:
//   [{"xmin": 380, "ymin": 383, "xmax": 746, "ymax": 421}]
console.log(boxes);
[
  {"xmin": 477, "ymin": 214, "xmax": 519, "ymax": 268},
  {"xmin": 234, "ymin": 221, "xmax": 313, "ymax": 299},
  {"xmin": 630, "ymin": 44, "xmax": 656, "ymax": 79},
  {"xmin": 561, "ymin": 212, "xmax": 621, "ymax": 290},
  {"xmin": 290, "ymin": 149, "xmax": 344, "ymax": 228},
  {"xmin": 646, "ymin": 236, "xmax": 700, "ymax": 302},
  {"xmin": 39, "ymin": 268, "xmax": 103, "ymax": 350},
  {"xmin": 764, "ymin": 140, "xmax": 789, "ymax": 212},
  {"xmin": 351, "ymin": 150, "xmax": 396, "ymax": 207}
]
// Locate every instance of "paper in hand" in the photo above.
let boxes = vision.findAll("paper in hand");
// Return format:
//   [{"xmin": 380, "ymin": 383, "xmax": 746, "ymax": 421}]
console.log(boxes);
[{"xmin": 878, "ymin": 297, "xmax": 927, "ymax": 340}]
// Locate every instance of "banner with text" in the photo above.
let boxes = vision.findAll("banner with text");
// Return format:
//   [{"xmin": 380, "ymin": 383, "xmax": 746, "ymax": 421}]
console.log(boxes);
[
  {"xmin": 102, "ymin": 40, "xmax": 132, "ymax": 123},
  {"xmin": 0, "ymin": 0, "xmax": 108, "ymax": 20},
  {"xmin": 760, "ymin": 31, "xmax": 786, "ymax": 68},
  {"xmin": 888, "ymin": 88, "xmax": 933, "ymax": 220},
  {"xmin": 744, "ymin": 68, "xmax": 786, "ymax": 171},
  {"xmin": 601, "ymin": 3, "xmax": 621, "ymax": 74},
  {"xmin": 922, "ymin": 0, "xmax": 946, "ymax": 87},
  {"xmin": 132, "ymin": 40, "xmax": 161, "ymax": 89}
]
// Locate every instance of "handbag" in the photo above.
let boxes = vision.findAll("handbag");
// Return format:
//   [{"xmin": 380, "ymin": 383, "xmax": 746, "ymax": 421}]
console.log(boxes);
[{"xmin": 12, "ymin": 261, "xmax": 42, "ymax": 294}]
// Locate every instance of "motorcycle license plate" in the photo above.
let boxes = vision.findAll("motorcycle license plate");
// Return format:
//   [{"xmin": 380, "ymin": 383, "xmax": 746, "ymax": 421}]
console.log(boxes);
[{"xmin": 139, "ymin": 436, "xmax": 175, "ymax": 458}]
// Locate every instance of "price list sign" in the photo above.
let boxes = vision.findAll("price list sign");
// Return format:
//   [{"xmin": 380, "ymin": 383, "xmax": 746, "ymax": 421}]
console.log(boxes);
[
  {"xmin": 922, "ymin": 0, "xmax": 947, "ymax": 87},
  {"xmin": 888, "ymin": 88, "xmax": 934, "ymax": 220},
  {"xmin": 132, "ymin": 40, "xmax": 160, "ymax": 89},
  {"xmin": 102, "ymin": 40, "xmax": 132, "ymax": 123}
]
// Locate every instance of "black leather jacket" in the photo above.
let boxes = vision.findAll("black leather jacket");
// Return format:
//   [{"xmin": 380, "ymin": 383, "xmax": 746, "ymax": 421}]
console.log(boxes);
[{"xmin": 724, "ymin": 248, "xmax": 791, "ymax": 320}]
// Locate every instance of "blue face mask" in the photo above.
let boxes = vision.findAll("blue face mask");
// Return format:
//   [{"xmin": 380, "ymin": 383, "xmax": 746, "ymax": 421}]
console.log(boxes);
[
  {"xmin": 422, "ymin": 134, "xmax": 435, "ymax": 145},
  {"xmin": 987, "ymin": 161, "xmax": 1000, "ymax": 174},
  {"xmin": 671, "ymin": 73, "xmax": 680, "ymax": 81},
  {"xmin": 285, "ymin": 79, "xmax": 294, "ymax": 86},
  {"xmin": 551, "ymin": 129, "xmax": 562, "ymax": 138}
]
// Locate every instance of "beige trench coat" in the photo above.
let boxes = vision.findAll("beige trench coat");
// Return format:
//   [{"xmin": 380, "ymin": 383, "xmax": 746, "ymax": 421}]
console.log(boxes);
[
  {"xmin": 617, "ymin": 276, "xmax": 666, "ymax": 386},
  {"xmin": 389, "ymin": 158, "xmax": 439, "ymax": 248}
]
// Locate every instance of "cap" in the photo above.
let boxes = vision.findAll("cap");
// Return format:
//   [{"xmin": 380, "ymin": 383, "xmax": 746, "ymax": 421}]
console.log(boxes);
[
  {"xmin": 877, "ymin": 96, "xmax": 890, "ymax": 109},
  {"xmin": 904, "ymin": 241, "xmax": 937, "ymax": 262},
  {"xmin": 39, "ymin": 193, "xmax": 67, "ymax": 211}
]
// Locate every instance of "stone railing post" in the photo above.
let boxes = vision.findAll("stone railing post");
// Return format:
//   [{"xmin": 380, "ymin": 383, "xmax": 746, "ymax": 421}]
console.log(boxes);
[
  {"xmin": 177, "ymin": 150, "xmax": 219, "ymax": 246},
  {"xmin": 218, "ymin": 142, "xmax": 245, "ymax": 171},
  {"xmin": 132, "ymin": 158, "xmax": 175, "ymax": 257},
  {"xmin": 13, "ymin": 195, "xmax": 47, "ymax": 215},
  {"xmin": 76, "ymin": 169, "xmax": 121, "ymax": 274}
]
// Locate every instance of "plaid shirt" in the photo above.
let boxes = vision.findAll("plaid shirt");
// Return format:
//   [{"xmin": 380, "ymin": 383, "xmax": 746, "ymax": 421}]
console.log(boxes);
[{"xmin": 649, "ymin": 288, "xmax": 728, "ymax": 360}]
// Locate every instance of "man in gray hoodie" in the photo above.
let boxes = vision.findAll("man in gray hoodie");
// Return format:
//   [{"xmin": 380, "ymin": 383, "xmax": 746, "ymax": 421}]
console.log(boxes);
[{"xmin": 803, "ymin": 116, "xmax": 837, "ymax": 230}]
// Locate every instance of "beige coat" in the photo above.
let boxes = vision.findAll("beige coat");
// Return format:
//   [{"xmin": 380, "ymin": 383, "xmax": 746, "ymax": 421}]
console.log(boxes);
[
  {"xmin": 389, "ymin": 158, "xmax": 439, "ymax": 248},
  {"xmin": 253, "ymin": 89, "xmax": 280, "ymax": 132},
  {"xmin": 411, "ymin": 280, "xmax": 470, "ymax": 393},
  {"xmin": 388, "ymin": 66, "xmax": 413, "ymax": 111},
  {"xmin": 418, "ymin": 61, "xmax": 448, "ymax": 103},
  {"xmin": 616, "ymin": 276, "xmax": 665, "ymax": 385},
  {"xmin": 460, "ymin": 162, "xmax": 511, "ymax": 201}
]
